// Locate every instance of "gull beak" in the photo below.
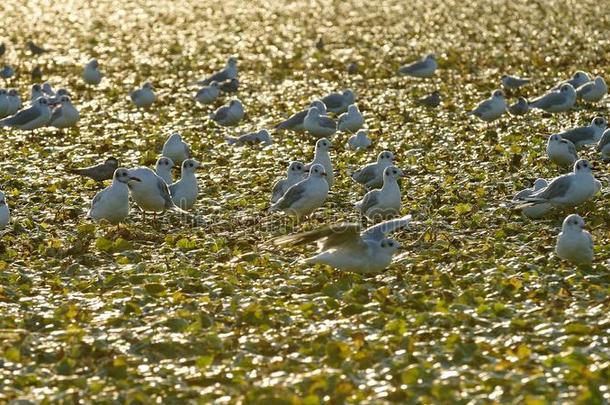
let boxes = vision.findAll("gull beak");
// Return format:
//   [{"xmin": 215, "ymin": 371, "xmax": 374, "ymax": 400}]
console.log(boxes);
[
  {"xmin": 129, "ymin": 176, "xmax": 141, "ymax": 182},
  {"xmin": 321, "ymin": 172, "xmax": 327, "ymax": 177}
]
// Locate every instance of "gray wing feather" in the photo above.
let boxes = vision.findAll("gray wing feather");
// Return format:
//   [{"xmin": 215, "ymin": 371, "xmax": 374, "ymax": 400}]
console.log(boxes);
[
  {"xmin": 352, "ymin": 164, "xmax": 376, "ymax": 184},
  {"xmin": 91, "ymin": 189, "xmax": 106, "ymax": 207},
  {"xmin": 577, "ymin": 83, "xmax": 594, "ymax": 96},
  {"xmin": 211, "ymin": 107, "xmax": 229, "ymax": 122},
  {"xmin": 271, "ymin": 179, "xmax": 287, "ymax": 203},
  {"xmin": 362, "ymin": 215, "xmax": 412, "ymax": 241},
  {"xmin": 530, "ymin": 175, "xmax": 572, "ymax": 201},
  {"xmin": 321, "ymin": 94, "xmax": 342, "ymax": 109},
  {"xmin": 559, "ymin": 127, "xmax": 594, "ymax": 144},
  {"xmin": 201, "ymin": 70, "xmax": 229, "ymax": 85},
  {"xmin": 130, "ymin": 89, "xmax": 141, "ymax": 101},
  {"xmin": 513, "ymin": 187, "xmax": 535, "ymax": 200},
  {"xmin": 168, "ymin": 182, "xmax": 178, "ymax": 195},
  {"xmin": 157, "ymin": 177, "xmax": 175, "ymax": 208},
  {"xmin": 272, "ymin": 223, "xmax": 362, "ymax": 250},
  {"xmin": 2, "ymin": 106, "xmax": 40, "ymax": 126},
  {"xmin": 319, "ymin": 117, "xmax": 336, "ymax": 129},
  {"xmin": 358, "ymin": 190, "xmax": 379, "ymax": 214},
  {"xmin": 275, "ymin": 110, "xmax": 307, "ymax": 129},
  {"xmin": 399, "ymin": 59, "xmax": 427, "ymax": 74},
  {"xmin": 597, "ymin": 130, "xmax": 610, "ymax": 151},
  {"xmin": 275, "ymin": 182, "xmax": 306, "ymax": 209},
  {"xmin": 48, "ymin": 106, "xmax": 62, "ymax": 125},
  {"xmin": 531, "ymin": 92, "xmax": 565, "ymax": 109}
]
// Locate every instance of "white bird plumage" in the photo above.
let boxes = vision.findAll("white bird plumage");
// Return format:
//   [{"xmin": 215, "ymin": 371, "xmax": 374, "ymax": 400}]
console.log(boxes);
[
  {"xmin": 155, "ymin": 156, "xmax": 174, "ymax": 184},
  {"xmin": 337, "ymin": 104, "xmax": 364, "ymax": 133},
  {"xmin": 88, "ymin": 168, "xmax": 141, "ymax": 224},
  {"xmin": 555, "ymin": 214, "xmax": 594, "ymax": 265},
  {"xmin": 169, "ymin": 159, "xmax": 200, "ymax": 210},
  {"xmin": 355, "ymin": 166, "xmax": 404, "ymax": 220},
  {"xmin": 269, "ymin": 164, "xmax": 329, "ymax": 221},
  {"xmin": 162, "ymin": 132, "xmax": 191, "ymax": 166},
  {"xmin": 304, "ymin": 138, "xmax": 334, "ymax": 187}
]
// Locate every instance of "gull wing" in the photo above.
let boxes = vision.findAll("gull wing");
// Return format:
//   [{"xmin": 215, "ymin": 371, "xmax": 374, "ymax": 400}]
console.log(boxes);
[
  {"xmin": 272, "ymin": 222, "xmax": 363, "ymax": 251},
  {"xmin": 362, "ymin": 215, "xmax": 412, "ymax": 241},
  {"xmin": 2, "ymin": 106, "xmax": 41, "ymax": 126}
]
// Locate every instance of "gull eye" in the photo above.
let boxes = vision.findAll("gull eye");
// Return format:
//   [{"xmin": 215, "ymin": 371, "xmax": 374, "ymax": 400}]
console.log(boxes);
[
  {"xmin": 189, "ymin": 163, "xmax": 194, "ymax": 168},
  {"xmin": 576, "ymin": 163, "xmax": 581, "ymax": 170},
  {"xmin": 380, "ymin": 241, "xmax": 386, "ymax": 248}
]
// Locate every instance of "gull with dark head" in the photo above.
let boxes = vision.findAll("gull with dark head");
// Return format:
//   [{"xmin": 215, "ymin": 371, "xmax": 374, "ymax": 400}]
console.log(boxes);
[
  {"xmin": 130, "ymin": 82, "xmax": 156, "ymax": 108},
  {"xmin": 83, "ymin": 59, "xmax": 103, "ymax": 85},
  {"xmin": 529, "ymin": 84, "xmax": 576, "ymax": 113},
  {"xmin": 321, "ymin": 89, "xmax": 355, "ymax": 114},
  {"xmin": 303, "ymin": 106, "xmax": 336, "ymax": 138},
  {"xmin": 501, "ymin": 74, "xmax": 531, "ymax": 90},
  {"xmin": 269, "ymin": 164, "xmax": 329, "ymax": 221},
  {"xmin": 304, "ymin": 138, "xmax": 333, "ymax": 187},
  {"xmin": 557, "ymin": 116, "xmax": 606, "ymax": 149},
  {"xmin": 195, "ymin": 81, "xmax": 220, "ymax": 104},
  {"xmin": 48, "ymin": 95, "xmax": 79, "ymax": 128},
  {"xmin": 337, "ymin": 104, "xmax": 364, "ymax": 133},
  {"xmin": 351, "ymin": 151, "xmax": 395, "ymax": 189},
  {"xmin": 0, "ymin": 97, "xmax": 51, "ymax": 130},
  {"xmin": 508, "ymin": 97, "xmax": 529, "ymax": 116},
  {"xmin": 271, "ymin": 161, "xmax": 306, "ymax": 204},
  {"xmin": 155, "ymin": 157, "xmax": 174, "ymax": 184},
  {"xmin": 546, "ymin": 134, "xmax": 578, "ymax": 167},
  {"xmin": 67, "ymin": 157, "xmax": 119, "ymax": 183},
  {"xmin": 576, "ymin": 76, "xmax": 607, "ymax": 102},
  {"xmin": 88, "ymin": 168, "xmax": 141, "ymax": 225},
  {"xmin": 468, "ymin": 90, "xmax": 507, "ymax": 122}
]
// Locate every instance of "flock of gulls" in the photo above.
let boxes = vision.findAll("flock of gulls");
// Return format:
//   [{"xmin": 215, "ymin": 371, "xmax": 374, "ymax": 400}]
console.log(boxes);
[{"xmin": 0, "ymin": 41, "xmax": 607, "ymax": 271}]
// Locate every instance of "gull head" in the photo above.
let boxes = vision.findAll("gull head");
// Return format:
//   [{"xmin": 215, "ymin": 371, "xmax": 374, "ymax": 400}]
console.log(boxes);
[
  {"xmin": 209, "ymin": 81, "xmax": 220, "ymax": 88},
  {"xmin": 182, "ymin": 159, "xmax": 201, "ymax": 173},
  {"xmin": 59, "ymin": 95, "xmax": 72, "ymax": 105},
  {"xmin": 572, "ymin": 71, "xmax": 589, "ymax": 81},
  {"xmin": 355, "ymin": 130, "xmax": 368, "ymax": 139},
  {"xmin": 425, "ymin": 53, "xmax": 436, "ymax": 61},
  {"xmin": 562, "ymin": 213, "xmax": 586, "ymax": 233},
  {"xmin": 560, "ymin": 83, "xmax": 574, "ymax": 93},
  {"xmin": 229, "ymin": 99, "xmax": 243, "ymax": 109},
  {"xmin": 592, "ymin": 116, "xmax": 606, "ymax": 128},
  {"xmin": 380, "ymin": 238, "xmax": 401, "ymax": 253},
  {"xmin": 533, "ymin": 178, "xmax": 547, "ymax": 190},
  {"xmin": 347, "ymin": 104, "xmax": 359, "ymax": 114},
  {"xmin": 492, "ymin": 89, "xmax": 505, "ymax": 99},
  {"xmin": 574, "ymin": 159, "xmax": 592, "ymax": 174},
  {"xmin": 105, "ymin": 157, "xmax": 119, "ymax": 168},
  {"xmin": 377, "ymin": 150, "xmax": 395, "ymax": 163},
  {"xmin": 257, "ymin": 129, "xmax": 273, "ymax": 145},
  {"xmin": 168, "ymin": 132, "xmax": 182, "ymax": 143},
  {"xmin": 56, "ymin": 89, "xmax": 71, "ymax": 97},
  {"xmin": 0, "ymin": 89, "xmax": 6, "ymax": 96},
  {"xmin": 308, "ymin": 164, "xmax": 326, "ymax": 178},
  {"xmin": 288, "ymin": 161, "xmax": 305, "ymax": 174},
  {"xmin": 143, "ymin": 82, "xmax": 154, "ymax": 90},
  {"xmin": 594, "ymin": 76, "xmax": 606, "ymax": 86},
  {"xmin": 89, "ymin": 59, "xmax": 99, "ymax": 69},
  {"xmin": 32, "ymin": 83, "xmax": 42, "ymax": 92},
  {"xmin": 343, "ymin": 89, "xmax": 355, "ymax": 103},
  {"xmin": 8, "ymin": 89, "xmax": 18, "ymax": 97},
  {"xmin": 383, "ymin": 166, "xmax": 405, "ymax": 180},
  {"xmin": 316, "ymin": 138, "xmax": 331, "ymax": 151},
  {"xmin": 156, "ymin": 157, "xmax": 174, "ymax": 170},
  {"xmin": 228, "ymin": 57, "xmax": 238, "ymax": 66},
  {"xmin": 36, "ymin": 97, "xmax": 49, "ymax": 107},
  {"xmin": 548, "ymin": 134, "xmax": 563, "ymax": 145},
  {"xmin": 114, "ymin": 168, "xmax": 141, "ymax": 184},
  {"xmin": 310, "ymin": 100, "xmax": 326, "ymax": 114}
]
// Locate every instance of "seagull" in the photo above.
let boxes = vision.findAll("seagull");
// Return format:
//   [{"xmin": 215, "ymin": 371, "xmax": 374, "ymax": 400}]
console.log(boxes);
[
  {"xmin": 67, "ymin": 157, "xmax": 119, "ymax": 182},
  {"xmin": 529, "ymin": 83, "xmax": 576, "ymax": 113},
  {"xmin": 5, "ymin": 89, "xmax": 21, "ymax": 116},
  {"xmin": 269, "ymin": 164, "xmax": 329, "ymax": 221},
  {"xmin": 130, "ymin": 82, "xmax": 156, "ymax": 108},
  {"xmin": 415, "ymin": 90, "xmax": 441, "ymax": 107},
  {"xmin": 0, "ymin": 66, "xmax": 14, "ymax": 79},
  {"xmin": 48, "ymin": 95, "xmax": 80, "ymax": 128},
  {"xmin": 27, "ymin": 41, "xmax": 48, "ymax": 55},
  {"xmin": 161, "ymin": 132, "xmax": 191, "ymax": 166},
  {"xmin": 555, "ymin": 214, "xmax": 594, "ymax": 265},
  {"xmin": 274, "ymin": 100, "xmax": 327, "ymax": 132},
  {"xmin": 303, "ymin": 106, "xmax": 336, "ymax": 138},
  {"xmin": 596, "ymin": 129, "xmax": 610, "ymax": 160},
  {"xmin": 552, "ymin": 71, "xmax": 591, "ymax": 91},
  {"xmin": 337, "ymin": 104, "xmax": 364, "ymax": 133},
  {"xmin": 88, "ymin": 168, "xmax": 141, "ymax": 225},
  {"xmin": 0, "ymin": 90, "xmax": 9, "ymax": 118},
  {"xmin": 155, "ymin": 156, "xmax": 174, "ymax": 184},
  {"xmin": 195, "ymin": 81, "xmax": 220, "ymax": 104},
  {"xmin": 42, "ymin": 82, "xmax": 55, "ymax": 97},
  {"xmin": 321, "ymin": 89, "xmax": 355, "ymax": 114},
  {"xmin": 270, "ymin": 215, "xmax": 412, "ymax": 274},
  {"xmin": 48, "ymin": 88, "xmax": 71, "ymax": 106},
  {"xmin": 351, "ymin": 150, "xmax": 395, "ymax": 189},
  {"xmin": 513, "ymin": 178, "xmax": 552, "ymax": 219},
  {"xmin": 270, "ymin": 161, "xmax": 306, "ymax": 204},
  {"xmin": 127, "ymin": 167, "xmax": 187, "ymax": 219},
  {"xmin": 198, "ymin": 57, "xmax": 238, "ymax": 86},
  {"xmin": 0, "ymin": 191, "xmax": 9, "ymax": 230},
  {"xmin": 546, "ymin": 134, "xmax": 578, "ymax": 167},
  {"xmin": 576, "ymin": 76, "xmax": 607, "ymax": 102},
  {"xmin": 0, "ymin": 97, "xmax": 51, "ymax": 130},
  {"xmin": 209, "ymin": 99, "xmax": 244, "ymax": 126},
  {"xmin": 83, "ymin": 59, "xmax": 102, "ymax": 85},
  {"xmin": 31, "ymin": 66, "xmax": 43, "ymax": 81},
  {"xmin": 169, "ymin": 159, "xmax": 201, "ymax": 210},
  {"xmin": 398, "ymin": 54, "xmax": 437, "ymax": 78},
  {"xmin": 347, "ymin": 130, "xmax": 372, "ymax": 150},
  {"xmin": 501, "ymin": 74, "xmax": 531, "ymax": 90},
  {"xmin": 304, "ymin": 138, "xmax": 334, "ymax": 187},
  {"xmin": 514, "ymin": 159, "xmax": 600, "ymax": 209},
  {"xmin": 219, "ymin": 78, "xmax": 239, "ymax": 93},
  {"xmin": 30, "ymin": 84, "xmax": 43, "ymax": 101},
  {"xmin": 508, "ymin": 97, "xmax": 529, "ymax": 116},
  {"xmin": 226, "ymin": 129, "xmax": 273, "ymax": 146},
  {"xmin": 355, "ymin": 166, "xmax": 404, "ymax": 220},
  {"xmin": 557, "ymin": 116, "xmax": 607, "ymax": 148},
  {"xmin": 468, "ymin": 90, "xmax": 507, "ymax": 122}
]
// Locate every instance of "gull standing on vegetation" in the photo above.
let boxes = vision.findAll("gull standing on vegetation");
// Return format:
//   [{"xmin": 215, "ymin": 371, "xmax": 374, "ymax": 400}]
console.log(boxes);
[
  {"xmin": 529, "ymin": 84, "xmax": 576, "ymax": 113},
  {"xmin": 303, "ymin": 106, "xmax": 336, "ymax": 138},
  {"xmin": 226, "ymin": 129, "xmax": 272, "ymax": 146},
  {"xmin": 271, "ymin": 161, "xmax": 306, "ymax": 204},
  {"xmin": 48, "ymin": 89, "xmax": 71, "ymax": 106},
  {"xmin": 199, "ymin": 57, "xmax": 237, "ymax": 86},
  {"xmin": 130, "ymin": 82, "xmax": 156, "ymax": 108},
  {"xmin": 305, "ymin": 138, "xmax": 333, "ymax": 187},
  {"xmin": 0, "ymin": 191, "xmax": 9, "ymax": 230},
  {"xmin": 546, "ymin": 135, "xmax": 578, "ymax": 167},
  {"xmin": 169, "ymin": 159, "xmax": 200, "ymax": 210},
  {"xmin": 514, "ymin": 159, "xmax": 600, "ymax": 209},
  {"xmin": 209, "ymin": 99, "xmax": 244, "ymax": 126},
  {"xmin": 219, "ymin": 78, "xmax": 239, "ymax": 93},
  {"xmin": 42, "ymin": 82, "xmax": 55, "ymax": 97},
  {"xmin": 48, "ymin": 96, "xmax": 79, "ymax": 128},
  {"xmin": 398, "ymin": 54, "xmax": 437, "ymax": 78},
  {"xmin": 162, "ymin": 132, "xmax": 191, "ymax": 166},
  {"xmin": 508, "ymin": 97, "xmax": 529, "ymax": 116},
  {"xmin": 155, "ymin": 157, "xmax": 174, "ymax": 184},
  {"xmin": 355, "ymin": 166, "xmax": 404, "ymax": 220},
  {"xmin": 0, "ymin": 66, "xmax": 14, "ymax": 79},
  {"xmin": 0, "ymin": 97, "xmax": 51, "ymax": 130},
  {"xmin": 337, "ymin": 104, "xmax": 364, "ymax": 133},
  {"xmin": 67, "ymin": 157, "xmax": 119, "ymax": 183},
  {"xmin": 557, "ymin": 116, "xmax": 606, "ymax": 149},
  {"xmin": 88, "ymin": 168, "xmax": 141, "ymax": 225},
  {"xmin": 415, "ymin": 90, "xmax": 441, "ymax": 107},
  {"xmin": 274, "ymin": 100, "xmax": 327, "ymax": 132},
  {"xmin": 596, "ymin": 129, "xmax": 610, "ymax": 160},
  {"xmin": 6, "ymin": 89, "xmax": 21, "ymax": 116},
  {"xmin": 321, "ymin": 89, "xmax": 355, "ymax": 114},
  {"xmin": 347, "ymin": 130, "xmax": 372, "ymax": 150},
  {"xmin": 83, "ymin": 59, "xmax": 102, "ymax": 85},
  {"xmin": 30, "ymin": 84, "xmax": 43, "ymax": 102},
  {"xmin": 552, "ymin": 71, "xmax": 591, "ymax": 91},
  {"xmin": 351, "ymin": 150, "xmax": 395, "ymax": 189},
  {"xmin": 468, "ymin": 90, "xmax": 507, "ymax": 122},
  {"xmin": 127, "ymin": 167, "xmax": 187, "ymax": 219},
  {"xmin": 513, "ymin": 179, "xmax": 552, "ymax": 219},
  {"xmin": 501, "ymin": 74, "xmax": 531, "ymax": 90},
  {"xmin": 555, "ymin": 214, "xmax": 593, "ymax": 265},
  {"xmin": 195, "ymin": 81, "xmax": 220, "ymax": 104},
  {"xmin": 269, "ymin": 164, "xmax": 329, "ymax": 221},
  {"xmin": 271, "ymin": 215, "xmax": 411, "ymax": 273},
  {"xmin": 576, "ymin": 76, "xmax": 607, "ymax": 102}
]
